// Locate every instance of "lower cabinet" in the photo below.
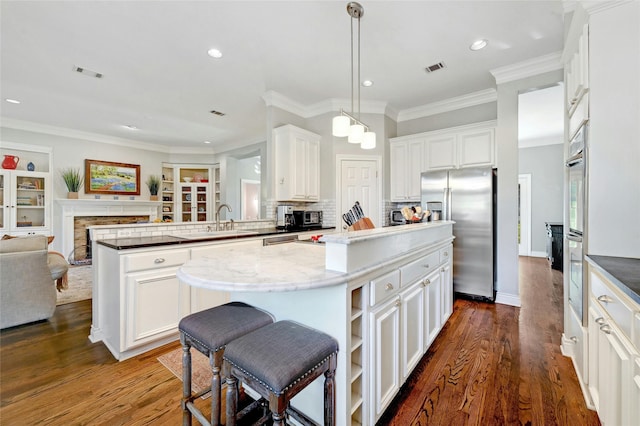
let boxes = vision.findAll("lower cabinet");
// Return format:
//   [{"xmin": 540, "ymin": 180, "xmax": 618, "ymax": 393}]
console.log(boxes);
[
  {"xmin": 125, "ymin": 268, "xmax": 190, "ymax": 349},
  {"xmin": 586, "ymin": 265, "xmax": 639, "ymax": 426},
  {"xmin": 368, "ymin": 243, "xmax": 453, "ymax": 423},
  {"xmin": 370, "ymin": 295, "xmax": 402, "ymax": 421}
]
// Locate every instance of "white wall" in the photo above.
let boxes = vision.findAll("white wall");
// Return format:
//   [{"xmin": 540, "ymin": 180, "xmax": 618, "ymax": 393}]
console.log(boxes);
[{"xmin": 587, "ymin": 1, "xmax": 640, "ymax": 258}]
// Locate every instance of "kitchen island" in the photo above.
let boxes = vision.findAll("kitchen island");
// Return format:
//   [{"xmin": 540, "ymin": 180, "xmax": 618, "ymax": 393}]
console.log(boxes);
[{"xmin": 177, "ymin": 222, "xmax": 454, "ymax": 426}]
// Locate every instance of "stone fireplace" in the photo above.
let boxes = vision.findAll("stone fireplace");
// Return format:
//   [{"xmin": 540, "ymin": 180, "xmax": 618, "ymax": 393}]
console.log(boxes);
[
  {"xmin": 72, "ymin": 215, "xmax": 149, "ymax": 263},
  {"xmin": 57, "ymin": 199, "xmax": 160, "ymax": 263}
]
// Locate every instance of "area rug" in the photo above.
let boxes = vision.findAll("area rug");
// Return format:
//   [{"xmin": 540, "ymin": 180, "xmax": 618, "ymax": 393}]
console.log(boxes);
[
  {"xmin": 56, "ymin": 264, "xmax": 93, "ymax": 305},
  {"xmin": 158, "ymin": 347, "xmax": 212, "ymax": 399}
]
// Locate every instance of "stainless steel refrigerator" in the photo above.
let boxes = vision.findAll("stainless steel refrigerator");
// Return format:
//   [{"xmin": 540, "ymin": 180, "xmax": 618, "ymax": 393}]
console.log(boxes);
[{"xmin": 421, "ymin": 167, "xmax": 496, "ymax": 301}]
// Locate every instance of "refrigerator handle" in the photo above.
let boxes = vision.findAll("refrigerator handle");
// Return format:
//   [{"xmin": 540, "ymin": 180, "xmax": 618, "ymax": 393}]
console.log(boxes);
[{"xmin": 444, "ymin": 188, "xmax": 451, "ymax": 221}]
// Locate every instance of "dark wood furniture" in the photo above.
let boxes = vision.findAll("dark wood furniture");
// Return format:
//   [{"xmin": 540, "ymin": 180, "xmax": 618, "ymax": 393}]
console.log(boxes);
[
  {"xmin": 546, "ymin": 222, "xmax": 563, "ymax": 271},
  {"xmin": 223, "ymin": 320, "xmax": 339, "ymax": 426},
  {"xmin": 178, "ymin": 302, "xmax": 273, "ymax": 426}
]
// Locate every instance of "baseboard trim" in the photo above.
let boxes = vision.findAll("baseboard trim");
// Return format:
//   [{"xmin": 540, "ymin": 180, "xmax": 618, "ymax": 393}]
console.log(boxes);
[
  {"xmin": 530, "ymin": 251, "xmax": 548, "ymax": 258},
  {"xmin": 495, "ymin": 292, "xmax": 521, "ymax": 307}
]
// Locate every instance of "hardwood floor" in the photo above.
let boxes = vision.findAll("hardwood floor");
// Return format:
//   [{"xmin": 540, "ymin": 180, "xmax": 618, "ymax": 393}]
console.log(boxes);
[
  {"xmin": 0, "ymin": 257, "xmax": 600, "ymax": 425},
  {"xmin": 378, "ymin": 257, "xmax": 600, "ymax": 426}
]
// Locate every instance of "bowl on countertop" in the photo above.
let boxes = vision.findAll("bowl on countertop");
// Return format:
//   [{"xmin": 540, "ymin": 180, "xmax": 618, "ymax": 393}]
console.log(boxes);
[{"xmin": 183, "ymin": 177, "xmax": 193, "ymax": 183}]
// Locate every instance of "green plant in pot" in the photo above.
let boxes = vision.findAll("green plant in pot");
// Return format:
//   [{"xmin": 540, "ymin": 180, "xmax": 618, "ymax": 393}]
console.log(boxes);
[
  {"xmin": 60, "ymin": 168, "xmax": 84, "ymax": 199},
  {"xmin": 146, "ymin": 175, "xmax": 161, "ymax": 201}
]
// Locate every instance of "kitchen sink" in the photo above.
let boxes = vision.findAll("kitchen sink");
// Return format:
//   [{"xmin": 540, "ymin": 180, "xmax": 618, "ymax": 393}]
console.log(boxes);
[{"xmin": 170, "ymin": 230, "xmax": 259, "ymax": 240}]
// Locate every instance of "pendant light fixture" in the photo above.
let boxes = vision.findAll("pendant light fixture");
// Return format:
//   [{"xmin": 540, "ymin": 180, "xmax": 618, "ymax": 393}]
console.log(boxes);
[{"xmin": 332, "ymin": 2, "xmax": 376, "ymax": 149}]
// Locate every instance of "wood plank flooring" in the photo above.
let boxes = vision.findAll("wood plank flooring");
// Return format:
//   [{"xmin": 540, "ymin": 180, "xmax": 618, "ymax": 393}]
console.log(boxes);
[{"xmin": 0, "ymin": 257, "xmax": 600, "ymax": 425}]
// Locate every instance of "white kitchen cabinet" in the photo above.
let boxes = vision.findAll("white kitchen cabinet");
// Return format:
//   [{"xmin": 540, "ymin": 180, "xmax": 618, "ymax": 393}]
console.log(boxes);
[
  {"xmin": 273, "ymin": 124, "xmax": 320, "ymax": 202},
  {"xmin": 0, "ymin": 143, "xmax": 52, "ymax": 236},
  {"xmin": 425, "ymin": 268, "xmax": 442, "ymax": 347},
  {"xmin": 401, "ymin": 281, "xmax": 425, "ymax": 380},
  {"xmin": 160, "ymin": 164, "xmax": 175, "ymax": 222},
  {"xmin": 125, "ymin": 267, "xmax": 191, "ymax": 350},
  {"xmin": 587, "ymin": 265, "xmax": 639, "ymax": 426},
  {"xmin": 161, "ymin": 164, "xmax": 216, "ymax": 223},
  {"xmin": 390, "ymin": 137, "xmax": 424, "ymax": 201},
  {"xmin": 424, "ymin": 134, "xmax": 457, "ymax": 170},
  {"xmin": 369, "ymin": 294, "xmax": 401, "ymax": 421},
  {"xmin": 566, "ymin": 24, "xmax": 589, "ymax": 116},
  {"xmin": 440, "ymin": 251, "xmax": 453, "ymax": 323},
  {"xmin": 390, "ymin": 122, "xmax": 495, "ymax": 199}
]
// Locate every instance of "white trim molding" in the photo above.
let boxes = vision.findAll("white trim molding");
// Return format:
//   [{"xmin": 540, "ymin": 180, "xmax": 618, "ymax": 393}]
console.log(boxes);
[
  {"xmin": 397, "ymin": 88, "xmax": 497, "ymax": 122},
  {"xmin": 495, "ymin": 292, "xmax": 522, "ymax": 307},
  {"xmin": 490, "ymin": 51, "xmax": 563, "ymax": 85}
]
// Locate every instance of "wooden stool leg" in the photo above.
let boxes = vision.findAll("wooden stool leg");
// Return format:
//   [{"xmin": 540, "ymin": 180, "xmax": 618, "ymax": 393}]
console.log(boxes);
[
  {"xmin": 324, "ymin": 354, "xmax": 337, "ymax": 426},
  {"xmin": 210, "ymin": 351, "xmax": 223, "ymax": 426},
  {"xmin": 269, "ymin": 394, "xmax": 287, "ymax": 426},
  {"xmin": 181, "ymin": 343, "xmax": 192, "ymax": 426},
  {"xmin": 225, "ymin": 375, "xmax": 238, "ymax": 426}
]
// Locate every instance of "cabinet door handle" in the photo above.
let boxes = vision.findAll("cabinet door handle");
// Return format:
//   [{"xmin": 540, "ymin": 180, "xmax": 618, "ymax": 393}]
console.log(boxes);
[
  {"xmin": 422, "ymin": 264, "xmax": 430, "ymax": 269},
  {"xmin": 599, "ymin": 324, "xmax": 612, "ymax": 335},
  {"xmin": 394, "ymin": 298, "xmax": 401, "ymax": 307},
  {"xmin": 154, "ymin": 258, "xmax": 166, "ymax": 264},
  {"xmin": 594, "ymin": 317, "xmax": 605, "ymax": 325},
  {"xmin": 385, "ymin": 283, "xmax": 394, "ymax": 291},
  {"xmin": 569, "ymin": 336, "xmax": 578, "ymax": 343},
  {"xmin": 443, "ymin": 251, "xmax": 448, "ymax": 257},
  {"xmin": 424, "ymin": 278, "xmax": 431, "ymax": 285},
  {"xmin": 441, "ymin": 267, "xmax": 445, "ymax": 272},
  {"xmin": 597, "ymin": 295, "xmax": 613, "ymax": 304}
]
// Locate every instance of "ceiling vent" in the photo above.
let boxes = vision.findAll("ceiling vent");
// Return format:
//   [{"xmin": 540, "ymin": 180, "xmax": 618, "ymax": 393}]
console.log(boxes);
[
  {"xmin": 210, "ymin": 110, "xmax": 226, "ymax": 116},
  {"xmin": 424, "ymin": 62, "xmax": 446, "ymax": 73},
  {"xmin": 73, "ymin": 66, "xmax": 103, "ymax": 79}
]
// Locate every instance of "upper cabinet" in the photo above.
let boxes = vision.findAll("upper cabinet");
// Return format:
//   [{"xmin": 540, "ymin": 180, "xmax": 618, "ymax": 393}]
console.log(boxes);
[
  {"xmin": 161, "ymin": 164, "xmax": 216, "ymax": 223},
  {"xmin": 390, "ymin": 122, "xmax": 495, "ymax": 202},
  {"xmin": 0, "ymin": 143, "xmax": 52, "ymax": 236},
  {"xmin": 566, "ymin": 24, "xmax": 589, "ymax": 138},
  {"xmin": 273, "ymin": 125, "xmax": 320, "ymax": 202}
]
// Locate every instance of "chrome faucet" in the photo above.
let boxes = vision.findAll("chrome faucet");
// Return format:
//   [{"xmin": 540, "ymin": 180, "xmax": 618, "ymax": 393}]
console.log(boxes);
[{"xmin": 215, "ymin": 203, "xmax": 232, "ymax": 231}]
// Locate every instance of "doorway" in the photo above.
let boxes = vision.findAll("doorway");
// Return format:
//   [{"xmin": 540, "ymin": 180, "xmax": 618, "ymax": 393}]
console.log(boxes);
[
  {"xmin": 336, "ymin": 156, "xmax": 381, "ymax": 230},
  {"xmin": 518, "ymin": 174, "xmax": 532, "ymax": 256},
  {"xmin": 240, "ymin": 179, "xmax": 260, "ymax": 220}
]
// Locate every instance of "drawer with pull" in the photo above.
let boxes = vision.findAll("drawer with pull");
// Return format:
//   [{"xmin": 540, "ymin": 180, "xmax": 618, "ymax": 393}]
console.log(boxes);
[
  {"xmin": 370, "ymin": 269, "xmax": 401, "ymax": 306},
  {"xmin": 439, "ymin": 245, "xmax": 452, "ymax": 264},
  {"xmin": 124, "ymin": 249, "xmax": 190, "ymax": 273},
  {"xmin": 400, "ymin": 252, "xmax": 439, "ymax": 287},
  {"xmin": 591, "ymin": 270, "xmax": 634, "ymax": 340}
]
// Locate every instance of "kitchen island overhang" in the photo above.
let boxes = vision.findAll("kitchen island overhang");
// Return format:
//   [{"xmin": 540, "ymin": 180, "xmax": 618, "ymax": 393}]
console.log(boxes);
[{"xmin": 176, "ymin": 221, "xmax": 454, "ymax": 425}]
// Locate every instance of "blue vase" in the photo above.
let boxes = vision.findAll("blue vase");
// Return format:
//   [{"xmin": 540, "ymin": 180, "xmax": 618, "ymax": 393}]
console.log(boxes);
[{"xmin": 27, "ymin": 162, "xmax": 35, "ymax": 171}]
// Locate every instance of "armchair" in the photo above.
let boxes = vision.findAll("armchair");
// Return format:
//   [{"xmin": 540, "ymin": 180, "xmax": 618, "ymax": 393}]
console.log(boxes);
[{"xmin": 0, "ymin": 235, "xmax": 68, "ymax": 329}]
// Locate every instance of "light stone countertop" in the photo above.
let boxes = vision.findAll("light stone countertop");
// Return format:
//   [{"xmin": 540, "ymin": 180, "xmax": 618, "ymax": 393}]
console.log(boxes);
[
  {"xmin": 321, "ymin": 220, "xmax": 454, "ymax": 244},
  {"xmin": 177, "ymin": 241, "xmax": 349, "ymax": 292}
]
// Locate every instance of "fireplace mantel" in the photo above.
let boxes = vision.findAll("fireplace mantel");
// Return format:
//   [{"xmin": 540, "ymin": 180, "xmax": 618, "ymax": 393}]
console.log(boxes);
[{"xmin": 57, "ymin": 198, "xmax": 160, "ymax": 259}]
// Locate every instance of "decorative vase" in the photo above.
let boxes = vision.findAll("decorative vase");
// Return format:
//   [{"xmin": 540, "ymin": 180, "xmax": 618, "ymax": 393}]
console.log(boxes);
[
  {"xmin": 27, "ymin": 162, "xmax": 35, "ymax": 171},
  {"xmin": 2, "ymin": 155, "xmax": 19, "ymax": 169},
  {"xmin": 150, "ymin": 195, "xmax": 159, "ymax": 201},
  {"xmin": 67, "ymin": 192, "xmax": 79, "ymax": 199}
]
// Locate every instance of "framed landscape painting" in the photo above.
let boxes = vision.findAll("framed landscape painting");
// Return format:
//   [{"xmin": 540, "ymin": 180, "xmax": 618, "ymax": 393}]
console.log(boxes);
[{"xmin": 85, "ymin": 159, "xmax": 141, "ymax": 195}]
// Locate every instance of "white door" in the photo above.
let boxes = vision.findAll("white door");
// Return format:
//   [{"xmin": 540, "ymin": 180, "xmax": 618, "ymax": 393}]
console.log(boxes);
[
  {"xmin": 240, "ymin": 179, "xmax": 260, "ymax": 220},
  {"xmin": 518, "ymin": 174, "xmax": 532, "ymax": 256},
  {"xmin": 337, "ymin": 157, "xmax": 381, "ymax": 229}
]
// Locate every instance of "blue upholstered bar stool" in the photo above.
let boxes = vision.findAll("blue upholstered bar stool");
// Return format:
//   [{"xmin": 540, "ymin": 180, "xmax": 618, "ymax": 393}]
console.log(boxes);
[
  {"xmin": 178, "ymin": 302, "xmax": 274, "ymax": 426},
  {"xmin": 223, "ymin": 320, "xmax": 339, "ymax": 426}
]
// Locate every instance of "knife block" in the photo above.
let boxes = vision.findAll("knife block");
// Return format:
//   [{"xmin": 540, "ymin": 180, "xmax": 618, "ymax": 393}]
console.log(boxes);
[{"xmin": 349, "ymin": 217, "xmax": 375, "ymax": 231}]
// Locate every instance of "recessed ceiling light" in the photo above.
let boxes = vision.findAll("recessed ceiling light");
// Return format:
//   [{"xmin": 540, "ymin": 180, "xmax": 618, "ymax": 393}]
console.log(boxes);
[
  {"xmin": 5, "ymin": 98, "xmax": 21, "ymax": 104},
  {"xmin": 470, "ymin": 39, "xmax": 488, "ymax": 51},
  {"xmin": 123, "ymin": 125, "xmax": 138, "ymax": 130},
  {"xmin": 362, "ymin": 80, "xmax": 373, "ymax": 87},
  {"xmin": 203, "ymin": 141, "xmax": 211, "ymax": 144},
  {"xmin": 207, "ymin": 48, "xmax": 223, "ymax": 59}
]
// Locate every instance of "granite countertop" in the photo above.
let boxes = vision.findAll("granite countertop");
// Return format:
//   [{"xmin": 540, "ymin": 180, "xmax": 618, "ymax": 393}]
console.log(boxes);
[
  {"xmin": 322, "ymin": 221, "xmax": 453, "ymax": 245},
  {"xmin": 96, "ymin": 227, "xmax": 334, "ymax": 250},
  {"xmin": 586, "ymin": 255, "xmax": 640, "ymax": 304}
]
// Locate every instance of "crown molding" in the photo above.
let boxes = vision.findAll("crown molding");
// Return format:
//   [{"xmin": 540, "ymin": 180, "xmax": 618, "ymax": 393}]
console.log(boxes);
[
  {"xmin": 518, "ymin": 134, "xmax": 564, "ymax": 149},
  {"xmin": 583, "ymin": 0, "xmax": 631, "ymax": 15},
  {"xmin": 0, "ymin": 117, "xmax": 215, "ymax": 155},
  {"xmin": 490, "ymin": 51, "xmax": 563, "ymax": 85},
  {"xmin": 396, "ymin": 88, "xmax": 497, "ymax": 122}
]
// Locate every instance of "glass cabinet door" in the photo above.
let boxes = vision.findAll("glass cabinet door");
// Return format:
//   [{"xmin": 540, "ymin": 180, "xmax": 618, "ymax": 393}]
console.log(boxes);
[
  {"xmin": 13, "ymin": 172, "xmax": 47, "ymax": 229},
  {"xmin": 195, "ymin": 184, "xmax": 208, "ymax": 222},
  {"xmin": 0, "ymin": 173, "xmax": 6, "ymax": 230},
  {"xmin": 180, "ymin": 184, "xmax": 209, "ymax": 222}
]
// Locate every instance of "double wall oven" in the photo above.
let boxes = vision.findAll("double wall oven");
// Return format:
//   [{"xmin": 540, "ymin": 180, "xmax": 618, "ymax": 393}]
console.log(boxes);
[{"xmin": 566, "ymin": 123, "xmax": 587, "ymax": 325}]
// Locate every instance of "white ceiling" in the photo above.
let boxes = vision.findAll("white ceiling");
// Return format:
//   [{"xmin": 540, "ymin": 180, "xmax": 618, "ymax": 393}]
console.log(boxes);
[{"xmin": 0, "ymin": 1, "xmax": 565, "ymax": 152}]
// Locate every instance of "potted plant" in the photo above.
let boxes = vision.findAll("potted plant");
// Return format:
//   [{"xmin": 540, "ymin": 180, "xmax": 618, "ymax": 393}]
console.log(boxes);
[
  {"xmin": 60, "ymin": 167, "xmax": 84, "ymax": 199},
  {"xmin": 146, "ymin": 175, "xmax": 160, "ymax": 201}
]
